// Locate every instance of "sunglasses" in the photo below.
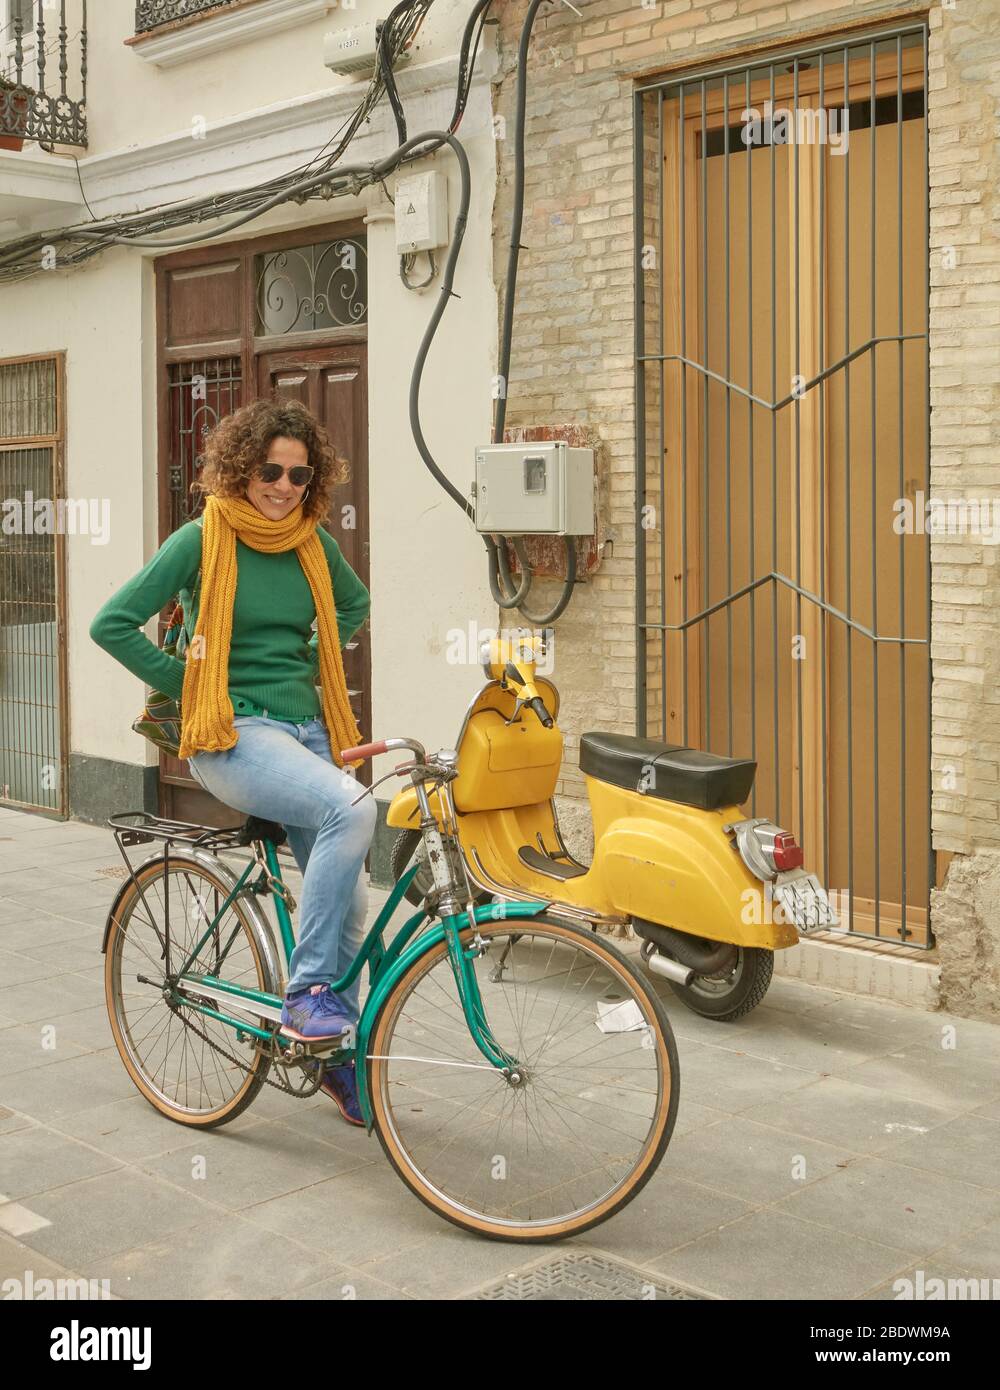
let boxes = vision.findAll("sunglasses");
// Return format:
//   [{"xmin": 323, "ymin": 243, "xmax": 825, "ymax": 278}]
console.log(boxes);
[{"xmin": 254, "ymin": 462, "xmax": 314, "ymax": 487}]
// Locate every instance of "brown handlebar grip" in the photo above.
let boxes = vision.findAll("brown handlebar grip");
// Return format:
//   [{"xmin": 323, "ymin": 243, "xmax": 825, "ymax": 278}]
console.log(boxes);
[{"xmin": 340, "ymin": 740, "xmax": 388, "ymax": 762}]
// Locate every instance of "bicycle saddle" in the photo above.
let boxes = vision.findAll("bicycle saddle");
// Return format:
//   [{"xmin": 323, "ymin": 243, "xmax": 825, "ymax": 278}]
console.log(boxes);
[{"xmin": 236, "ymin": 815, "xmax": 287, "ymax": 847}]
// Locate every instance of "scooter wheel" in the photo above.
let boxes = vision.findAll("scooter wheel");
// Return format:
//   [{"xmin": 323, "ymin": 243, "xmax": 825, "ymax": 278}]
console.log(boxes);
[{"xmin": 665, "ymin": 945, "xmax": 774, "ymax": 1022}]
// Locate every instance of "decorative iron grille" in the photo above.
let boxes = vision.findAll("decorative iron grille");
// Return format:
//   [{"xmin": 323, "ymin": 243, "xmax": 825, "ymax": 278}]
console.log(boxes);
[
  {"xmin": 634, "ymin": 25, "xmax": 931, "ymax": 945},
  {"xmin": 167, "ymin": 357, "xmax": 242, "ymax": 533},
  {"xmin": 135, "ymin": 0, "xmax": 239, "ymax": 34},
  {"xmin": 0, "ymin": 358, "xmax": 66, "ymax": 815},
  {"xmin": 255, "ymin": 237, "xmax": 368, "ymax": 336},
  {"xmin": 0, "ymin": 0, "xmax": 87, "ymax": 149}
]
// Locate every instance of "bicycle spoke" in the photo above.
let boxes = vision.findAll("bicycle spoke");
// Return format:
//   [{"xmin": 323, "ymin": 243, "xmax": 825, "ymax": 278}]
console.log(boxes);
[
  {"xmin": 108, "ymin": 859, "xmax": 269, "ymax": 1120},
  {"xmin": 372, "ymin": 921, "xmax": 672, "ymax": 1232}
]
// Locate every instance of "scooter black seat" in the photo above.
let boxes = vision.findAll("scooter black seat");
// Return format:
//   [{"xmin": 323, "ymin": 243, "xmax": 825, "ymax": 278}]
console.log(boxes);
[{"xmin": 579, "ymin": 732, "xmax": 755, "ymax": 811}]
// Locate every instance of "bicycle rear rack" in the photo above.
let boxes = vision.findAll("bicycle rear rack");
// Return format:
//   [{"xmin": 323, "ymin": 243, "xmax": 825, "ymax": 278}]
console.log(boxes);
[
  {"xmin": 107, "ymin": 810, "xmax": 287, "ymax": 852},
  {"xmin": 103, "ymin": 812, "xmax": 290, "ymax": 976}
]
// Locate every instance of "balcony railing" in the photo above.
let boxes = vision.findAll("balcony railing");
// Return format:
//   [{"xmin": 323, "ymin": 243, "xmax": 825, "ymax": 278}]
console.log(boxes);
[
  {"xmin": 134, "ymin": 0, "xmax": 241, "ymax": 34},
  {"xmin": 0, "ymin": 1, "xmax": 88, "ymax": 150}
]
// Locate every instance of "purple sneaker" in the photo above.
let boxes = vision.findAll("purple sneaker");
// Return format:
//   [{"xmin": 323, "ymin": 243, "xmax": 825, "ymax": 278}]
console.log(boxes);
[
  {"xmin": 319, "ymin": 1061, "xmax": 364, "ymax": 1126},
  {"xmin": 280, "ymin": 983, "xmax": 353, "ymax": 1043}
]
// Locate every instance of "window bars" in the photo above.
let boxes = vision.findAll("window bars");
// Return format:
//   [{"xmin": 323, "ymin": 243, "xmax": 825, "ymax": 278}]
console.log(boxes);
[
  {"xmin": 0, "ymin": 357, "xmax": 67, "ymax": 816},
  {"xmin": 167, "ymin": 357, "xmax": 243, "ymax": 532},
  {"xmin": 634, "ymin": 24, "xmax": 931, "ymax": 945}
]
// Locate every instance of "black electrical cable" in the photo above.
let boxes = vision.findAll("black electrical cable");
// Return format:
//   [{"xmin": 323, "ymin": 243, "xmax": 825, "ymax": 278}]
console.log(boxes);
[
  {"xmin": 378, "ymin": 0, "xmax": 420, "ymax": 144},
  {"xmin": 509, "ymin": 533, "xmax": 578, "ymax": 625},
  {"xmin": 407, "ymin": 133, "xmax": 474, "ymax": 518},
  {"xmin": 493, "ymin": 0, "xmax": 547, "ymax": 448},
  {"xmin": 400, "ymin": 248, "xmax": 436, "ymax": 288},
  {"xmin": 488, "ymin": 536, "xmax": 532, "ymax": 608},
  {"xmin": 485, "ymin": 0, "xmax": 579, "ymax": 625},
  {"xmin": 452, "ymin": 0, "xmax": 494, "ymax": 131},
  {"xmin": 0, "ymin": 0, "xmax": 497, "ymax": 283},
  {"xmin": 482, "ymin": 0, "xmax": 550, "ymax": 611},
  {"xmin": 0, "ymin": 0, "xmax": 434, "ymax": 282}
]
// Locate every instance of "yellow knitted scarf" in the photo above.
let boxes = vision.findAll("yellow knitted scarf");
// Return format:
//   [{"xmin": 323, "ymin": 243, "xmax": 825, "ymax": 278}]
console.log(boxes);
[{"xmin": 177, "ymin": 493, "xmax": 363, "ymax": 768}]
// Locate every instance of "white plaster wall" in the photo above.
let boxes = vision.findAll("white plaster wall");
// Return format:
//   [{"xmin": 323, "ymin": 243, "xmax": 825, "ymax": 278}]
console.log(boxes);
[
  {"xmin": 0, "ymin": 246, "xmax": 154, "ymax": 770},
  {"xmin": 365, "ymin": 129, "xmax": 501, "ymax": 757},
  {"xmin": 0, "ymin": 3, "xmax": 501, "ymax": 778},
  {"xmin": 85, "ymin": 0, "xmax": 483, "ymax": 157}
]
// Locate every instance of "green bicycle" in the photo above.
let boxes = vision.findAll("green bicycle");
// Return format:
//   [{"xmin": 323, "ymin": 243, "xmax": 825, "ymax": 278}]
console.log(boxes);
[{"xmin": 102, "ymin": 733, "xmax": 680, "ymax": 1242}]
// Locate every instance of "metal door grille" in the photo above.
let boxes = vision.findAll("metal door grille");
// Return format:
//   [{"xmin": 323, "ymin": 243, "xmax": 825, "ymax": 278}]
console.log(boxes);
[
  {"xmin": 166, "ymin": 356, "xmax": 242, "ymax": 531},
  {"xmin": 0, "ymin": 357, "xmax": 67, "ymax": 815},
  {"xmin": 634, "ymin": 25, "xmax": 931, "ymax": 944}
]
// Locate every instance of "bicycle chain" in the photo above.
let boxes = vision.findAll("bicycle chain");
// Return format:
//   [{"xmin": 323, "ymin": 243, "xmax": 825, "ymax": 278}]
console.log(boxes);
[{"xmin": 169, "ymin": 998, "xmax": 326, "ymax": 1097}]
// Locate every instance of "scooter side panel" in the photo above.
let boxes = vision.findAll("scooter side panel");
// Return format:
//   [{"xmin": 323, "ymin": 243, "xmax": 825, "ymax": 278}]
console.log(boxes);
[{"xmin": 589, "ymin": 783, "xmax": 798, "ymax": 949}]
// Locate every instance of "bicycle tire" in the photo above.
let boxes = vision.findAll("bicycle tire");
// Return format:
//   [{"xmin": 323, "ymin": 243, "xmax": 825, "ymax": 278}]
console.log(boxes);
[
  {"xmin": 366, "ymin": 912, "xmax": 679, "ymax": 1242},
  {"xmin": 104, "ymin": 852, "xmax": 277, "ymax": 1128}
]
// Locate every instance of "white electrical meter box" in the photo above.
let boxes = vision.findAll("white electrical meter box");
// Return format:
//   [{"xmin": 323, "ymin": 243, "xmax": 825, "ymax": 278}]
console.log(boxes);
[
  {"xmin": 395, "ymin": 172, "xmax": 448, "ymax": 254},
  {"xmin": 473, "ymin": 442, "xmax": 595, "ymax": 536}
]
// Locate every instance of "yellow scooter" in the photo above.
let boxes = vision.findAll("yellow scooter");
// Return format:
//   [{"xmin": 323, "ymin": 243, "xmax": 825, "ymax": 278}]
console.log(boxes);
[{"xmin": 387, "ymin": 636, "xmax": 837, "ymax": 1021}]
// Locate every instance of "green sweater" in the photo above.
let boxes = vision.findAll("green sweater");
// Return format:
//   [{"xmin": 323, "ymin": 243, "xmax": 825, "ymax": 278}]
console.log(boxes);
[{"xmin": 89, "ymin": 519, "xmax": 370, "ymax": 721}]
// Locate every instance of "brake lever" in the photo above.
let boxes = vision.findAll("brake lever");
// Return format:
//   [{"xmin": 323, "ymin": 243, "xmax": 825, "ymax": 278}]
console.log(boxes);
[
  {"xmin": 504, "ymin": 697, "xmax": 525, "ymax": 727},
  {"xmin": 348, "ymin": 765, "xmax": 407, "ymax": 807}
]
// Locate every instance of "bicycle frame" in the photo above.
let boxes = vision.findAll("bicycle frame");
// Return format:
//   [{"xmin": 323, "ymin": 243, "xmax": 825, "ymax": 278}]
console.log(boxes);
[{"xmin": 162, "ymin": 835, "xmax": 551, "ymax": 1131}]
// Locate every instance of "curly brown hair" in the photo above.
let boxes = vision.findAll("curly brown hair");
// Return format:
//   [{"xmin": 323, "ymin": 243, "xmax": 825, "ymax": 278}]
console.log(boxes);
[{"xmin": 192, "ymin": 398, "xmax": 350, "ymax": 523}]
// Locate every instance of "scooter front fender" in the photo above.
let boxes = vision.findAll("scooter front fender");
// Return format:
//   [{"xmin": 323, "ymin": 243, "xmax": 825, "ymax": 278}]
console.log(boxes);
[
  {"xmin": 385, "ymin": 784, "xmax": 444, "ymax": 830},
  {"xmin": 595, "ymin": 808, "xmax": 798, "ymax": 950}
]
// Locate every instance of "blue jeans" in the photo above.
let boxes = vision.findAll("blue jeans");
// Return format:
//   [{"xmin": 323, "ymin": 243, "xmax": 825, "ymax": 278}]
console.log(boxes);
[{"xmin": 187, "ymin": 715, "xmax": 377, "ymax": 1015}]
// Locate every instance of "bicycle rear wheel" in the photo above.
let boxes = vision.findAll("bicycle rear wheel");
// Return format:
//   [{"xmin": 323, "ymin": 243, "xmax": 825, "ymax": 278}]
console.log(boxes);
[
  {"xmin": 104, "ymin": 852, "xmax": 278, "ymax": 1127},
  {"xmin": 367, "ymin": 913, "xmax": 679, "ymax": 1242}
]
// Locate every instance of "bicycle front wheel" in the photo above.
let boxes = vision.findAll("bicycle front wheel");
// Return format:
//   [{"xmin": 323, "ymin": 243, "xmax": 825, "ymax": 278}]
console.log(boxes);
[{"xmin": 367, "ymin": 913, "xmax": 679, "ymax": 1242}]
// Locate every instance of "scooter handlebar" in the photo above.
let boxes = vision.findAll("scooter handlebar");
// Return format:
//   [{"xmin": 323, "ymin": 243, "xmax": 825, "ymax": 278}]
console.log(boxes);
[{"xmin": 527, "ymin": 696, "xmax": 554, "ymax": 729}]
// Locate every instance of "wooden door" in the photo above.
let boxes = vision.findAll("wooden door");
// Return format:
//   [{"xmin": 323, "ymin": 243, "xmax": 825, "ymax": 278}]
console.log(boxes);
[
  {"xmin": 154, "ymin": 222, "xmax": 370, "ymax": 824},
  {"xmin": 655, "ymin": 35, "xmax": 931, "ymax": 942},
  {"xmin": 257, "ymin": 343, "xmax": 371, "ymax": 783}
]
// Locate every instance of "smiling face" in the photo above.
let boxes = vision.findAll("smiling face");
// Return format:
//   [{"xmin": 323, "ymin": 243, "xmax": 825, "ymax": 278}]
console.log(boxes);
[{"xmin": 245, "ymin": 436, "xmax": 310, "ymax": 521}]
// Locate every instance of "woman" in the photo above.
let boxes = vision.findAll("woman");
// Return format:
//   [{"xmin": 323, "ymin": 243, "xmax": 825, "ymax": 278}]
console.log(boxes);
[{"xmin": 89, "ymin": 398, "xmax": 376, "ymax": 1126}]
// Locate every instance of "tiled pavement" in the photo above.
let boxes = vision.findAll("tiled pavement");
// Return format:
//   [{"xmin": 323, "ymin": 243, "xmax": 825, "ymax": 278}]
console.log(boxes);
[{"xmin": 0, "ymin": 804, "xmax": 998, "ymax": 1300}]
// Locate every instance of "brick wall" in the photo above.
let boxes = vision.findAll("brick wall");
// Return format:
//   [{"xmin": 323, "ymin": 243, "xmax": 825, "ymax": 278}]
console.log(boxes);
[
  {"xmin": 490, "ymin": 0, "xmax": 1000, "ymax": 1017},
  {"xmin": 925, "ymin": 0, "xmax": 1000, "ymax": 1017}
]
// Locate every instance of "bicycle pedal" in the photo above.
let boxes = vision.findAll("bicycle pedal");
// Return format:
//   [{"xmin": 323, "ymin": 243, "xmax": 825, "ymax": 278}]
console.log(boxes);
[{"xmin": 303, "ymin": 1040, "xmax": 351, "ymax": 1060}]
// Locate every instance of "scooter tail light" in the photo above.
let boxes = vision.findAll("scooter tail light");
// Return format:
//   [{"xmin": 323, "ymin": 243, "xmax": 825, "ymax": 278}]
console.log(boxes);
[
  {"xmin": 726, "ymin": 819, "xmax": 804, "ymax": 881},
  {"xmin": 771, "ymin": 831, "xmax": 804, "ymax": 872}
]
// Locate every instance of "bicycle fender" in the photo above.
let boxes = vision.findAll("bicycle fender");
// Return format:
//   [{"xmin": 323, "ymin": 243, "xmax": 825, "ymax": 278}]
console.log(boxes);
[{"xmin": 100, "ymin": 853, "xmax": 163, "ymax": 954}]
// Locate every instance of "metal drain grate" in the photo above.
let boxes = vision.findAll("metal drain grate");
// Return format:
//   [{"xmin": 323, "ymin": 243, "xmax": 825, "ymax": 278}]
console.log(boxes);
[{"xmin": 474, "ymin": 1252, "xmax": 704, "ymax": 1301}]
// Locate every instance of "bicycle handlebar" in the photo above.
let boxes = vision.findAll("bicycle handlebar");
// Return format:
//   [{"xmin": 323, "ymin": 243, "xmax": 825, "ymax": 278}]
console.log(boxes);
[
  {"xmin": 340, "ymin": 740, "xmax": 388, "ymax": 763},
  {"xmin": 340, "ymin": 735, "xmax": 428, "ymax": 765}
]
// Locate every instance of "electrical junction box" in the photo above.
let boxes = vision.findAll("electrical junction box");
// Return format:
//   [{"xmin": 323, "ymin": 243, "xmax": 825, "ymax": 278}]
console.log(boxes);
[
  {"xmin": 323, "ymin": 24, "xmax": 412, "ymax": 78},
  {"xmin": 395, "ymin": 172, "xmax": 448, "ymax": 254},
  {"xmin": 473, "ymin": 442, "xmax": 595, "ymax": 536}
]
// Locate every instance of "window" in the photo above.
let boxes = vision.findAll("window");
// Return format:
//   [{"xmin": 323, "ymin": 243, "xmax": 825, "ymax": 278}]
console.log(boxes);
[
  {"xmin": 0, "ymin": 355, "xmax": 67, "ymax": 815},
  {"xmin": 255, "ymin": 237, "xmax": 368, "ymax": 336},
  {"xmin": 1, "ymin": 0, "xmax": 36, "ymax": 85}
]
